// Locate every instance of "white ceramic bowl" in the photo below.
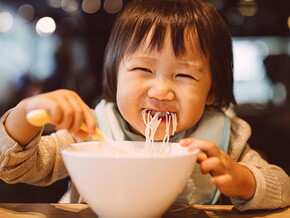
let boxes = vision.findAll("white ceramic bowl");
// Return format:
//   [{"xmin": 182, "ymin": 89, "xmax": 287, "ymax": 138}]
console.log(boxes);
[{"xmin": 61, "ymin": 141, "xmax": 198, "ymax": 218}]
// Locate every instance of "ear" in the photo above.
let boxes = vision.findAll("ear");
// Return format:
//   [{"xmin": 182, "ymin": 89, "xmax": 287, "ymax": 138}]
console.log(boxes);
[{"xmin": 205, "ymin": 91, "xmax": 215, "ymax": 105}]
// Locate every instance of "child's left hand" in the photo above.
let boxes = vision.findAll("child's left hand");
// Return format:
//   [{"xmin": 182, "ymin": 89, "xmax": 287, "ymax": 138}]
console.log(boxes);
[{"xmin": 180, "ymin": 138, "xmax": 256, "ymax": 200}]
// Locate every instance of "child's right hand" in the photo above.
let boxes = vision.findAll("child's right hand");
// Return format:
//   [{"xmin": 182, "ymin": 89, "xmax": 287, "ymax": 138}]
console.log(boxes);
[{"xmin": 5, "ymin": 89, "xmax": 97, "ymax": 145}]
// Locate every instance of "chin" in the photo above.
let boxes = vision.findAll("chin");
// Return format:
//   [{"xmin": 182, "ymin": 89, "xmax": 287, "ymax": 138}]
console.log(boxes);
[
  {"xmin": 153, "ymin": 137, "xmax": 164, "ymax": 141},
  {"xmin": 153, "ymin": 132, "xmax": 168, "ymax": 141}
]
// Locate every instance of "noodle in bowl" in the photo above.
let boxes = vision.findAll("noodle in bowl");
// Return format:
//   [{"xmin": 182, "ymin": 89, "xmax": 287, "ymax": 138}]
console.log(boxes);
[{"xmin": 61, "ymin": 141, "xmax": 198, "ymax": 218}]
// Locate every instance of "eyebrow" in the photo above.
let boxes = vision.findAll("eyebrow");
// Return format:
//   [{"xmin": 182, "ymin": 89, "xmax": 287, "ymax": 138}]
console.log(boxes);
[{"xmin": 182, "ymin": 61, "xmax": 205, "ymax": 71}]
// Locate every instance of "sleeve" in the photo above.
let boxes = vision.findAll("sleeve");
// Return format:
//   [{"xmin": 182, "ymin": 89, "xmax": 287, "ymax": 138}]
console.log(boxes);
[
  {"xmin": 228, "ymin": 116, "xmax": 290, "ymax": 211},
  {"xmin": 0, "ymin": 109, "xmax": 76, "ymax": 186}
]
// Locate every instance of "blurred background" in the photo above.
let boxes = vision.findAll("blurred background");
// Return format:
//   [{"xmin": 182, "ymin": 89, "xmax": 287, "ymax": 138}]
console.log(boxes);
[{"xmin": 0, "ymin": 0, "xmax": 289, "ymax": 203}]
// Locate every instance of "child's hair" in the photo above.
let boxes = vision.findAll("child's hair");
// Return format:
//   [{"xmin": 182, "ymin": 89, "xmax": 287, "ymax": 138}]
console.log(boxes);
[{"xmin": 102, "ymin": 0, "xmax": 236, "ymax": 108}]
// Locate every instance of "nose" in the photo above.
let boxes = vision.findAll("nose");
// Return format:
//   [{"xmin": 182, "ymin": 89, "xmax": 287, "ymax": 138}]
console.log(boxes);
[{"xmin": 147, "ymin": 79, "xmax": 175, "ymax": 101}]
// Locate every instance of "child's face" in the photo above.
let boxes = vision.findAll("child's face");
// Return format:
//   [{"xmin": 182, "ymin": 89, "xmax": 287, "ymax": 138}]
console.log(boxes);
[{"xmin": 116, "ymin": 31, "xmax": 214, "ymax": 140}]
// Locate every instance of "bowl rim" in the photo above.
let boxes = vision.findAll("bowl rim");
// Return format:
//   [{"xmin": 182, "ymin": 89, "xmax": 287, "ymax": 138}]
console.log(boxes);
[{"xmin": 61, "ymin": 141, "xmax": 199, "ymax": 160}]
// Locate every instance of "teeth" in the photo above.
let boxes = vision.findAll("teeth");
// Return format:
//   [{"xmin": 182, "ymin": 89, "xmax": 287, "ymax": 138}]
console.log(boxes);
[
  {"xmin": 152, "ymin": 111, "xmax": 166, "ymax": 117},
  {"xmin": 144, "ymin": 109, "xmax": 173, "ymax": 118}
]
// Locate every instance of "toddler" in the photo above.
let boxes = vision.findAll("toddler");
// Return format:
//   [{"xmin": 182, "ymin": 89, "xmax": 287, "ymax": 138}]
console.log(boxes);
[{"xmin": 0, "ymin": 0, "xmax": 289, "ymax": 211}]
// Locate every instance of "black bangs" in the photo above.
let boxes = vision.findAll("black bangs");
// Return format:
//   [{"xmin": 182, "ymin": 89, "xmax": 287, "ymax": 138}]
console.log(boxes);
[{"xmin": 119, "ymin": 0, "xmax": 198, "ymax": 57}]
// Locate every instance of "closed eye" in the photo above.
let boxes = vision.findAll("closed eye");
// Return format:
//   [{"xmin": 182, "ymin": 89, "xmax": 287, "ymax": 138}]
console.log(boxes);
[
  {"xmin": 133, "ymin": 67, "xmax": 152, "ymax": 73},
  {"xmin": 176, "ymin": 74, "xmax": 197, "ymax": 80}
]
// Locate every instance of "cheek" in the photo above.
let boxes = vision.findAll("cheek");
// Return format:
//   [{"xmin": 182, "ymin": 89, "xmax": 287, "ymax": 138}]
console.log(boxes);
[
  {"xmin": 116, "ymin": 71, "xmax": 146, "ymax": 108},
  {"xmin": 116, "ymin": 85, "xmax": 144, "ymax": 135},
  {"xmin": 116, "ymin": 89, "xmax": 132, "ymax": 130},
  {"xmin": 181, "ymin": 100, "xmax": 204, "ymax": 122},
  {"xmin": 116, "ymin": 70, "xmax": 131, "ymax": 104},
  {"xmin": 177, "ymin": 90, "xmax": 208, "ymax": 127},
  {"xmin": 116, "ymin": 79, "xmax": 139, "ymax": 120},
  {"xmin": 116, "ymin": 83, "xmax": 129, "ymax": 114},
  {"xmin": 116, "ymin": 74, "xmax": 128, "ymax": 116}
]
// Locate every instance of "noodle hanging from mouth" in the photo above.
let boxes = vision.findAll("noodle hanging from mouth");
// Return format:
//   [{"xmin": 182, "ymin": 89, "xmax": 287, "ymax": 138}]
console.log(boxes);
[{"xmin": 142, "ymin": 109, "xmax": 177, "ymax": 154}]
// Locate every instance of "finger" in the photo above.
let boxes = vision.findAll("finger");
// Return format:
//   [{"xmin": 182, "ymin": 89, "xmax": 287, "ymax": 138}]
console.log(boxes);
[
  {"xmin": 52, "ymin": 95, "xmax": 74, "ymax": 131},
  {"xmin": 183, "ymin": 138, "xmax": 221, "ymax": 158},
  {"xmin": 82, "ymin": 104, "xmax": 96, "ymax": 135},
  {"xmin": 54, "ymin": 90, "xmax": 96, "ymax": 135},
  {"xmin": 74, "ymin": 129, "xmax": 90, "ymax": 139},
  {"xmin": 211, "ymin": 174, "xmax": 234, "ymax": 196},
  {"xmin": 48, "ymin": 89, "xmax": 75, "ymax": 129},
  {"xmin": 65, "ymin": 94, "xmax": 85, "ymax": 133},
  {"xmin": 196, "ymin": 152, "xmax": 208, "ymax": 164},
  {"xmin": 200, "ymin": 157, "xmax": 225, "ymax": 176},
  {"xmin": 26, "ymin": 95, "xmax": 63, "ymax": 125},
  {"xmin": 179, "ymin": 138, "xmax": 194, "ymax": 147},
  {"xmin": 211, "ymin": 174, "xmax": 233, "ymax": 187},
  {"xmin": 71, "ymin": 96, "xmax": 96, "ymax": 135},
  {"xmin": 47, "ymin": 102, "xmax": 63, "ymax": 125}
]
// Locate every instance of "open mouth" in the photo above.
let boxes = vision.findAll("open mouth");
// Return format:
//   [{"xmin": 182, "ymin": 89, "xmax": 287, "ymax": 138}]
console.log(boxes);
[
  {"xmin": 142, "ymin": 109, "xmax": 176, "ymax": 120},
  {"xmin": 141, "ymin": 108, "xmax": 178, "ymax": 155},
  {"xmin": 142, "ymin": 109, "xmax": 177, "ymax": 135}
]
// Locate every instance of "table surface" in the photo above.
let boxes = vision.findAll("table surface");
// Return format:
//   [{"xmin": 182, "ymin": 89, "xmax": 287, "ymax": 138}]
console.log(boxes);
[{"xmin": 0, "ymin": 203, "xmax": 289, "ymax": 218}]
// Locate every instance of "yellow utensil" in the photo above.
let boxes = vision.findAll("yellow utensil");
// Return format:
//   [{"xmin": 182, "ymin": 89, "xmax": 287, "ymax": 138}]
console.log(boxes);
[{"xmin": 26, "ymin": 109, "xmax": 104, "ymax": 141}]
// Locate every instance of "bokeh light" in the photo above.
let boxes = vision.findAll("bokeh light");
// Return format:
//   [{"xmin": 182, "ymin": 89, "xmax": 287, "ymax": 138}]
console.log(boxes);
[
  {"xmin": 82, "ymin": 0, "xmax": 101, "ymax": 14},
  {"xmin": 17, "ymin": 4, "xmax": 35, "ymax": 22},
  {"xmin": 0, "ymin": 12, "xmax": 13, "ymax": 32},
  {"xmin": 237, "ymin": 0, "xmax": 258, "ymax": 17},
  {"xmin": 36, "ymin": 17, "xmax": 56, "ymax": 36},
  {"xmin": 61, "ymin": 0, "xmax": 79, "ymax": 13},
  {"xmin": 103, "ymin": 0, "xmax": 123, "ymax": 14},
  {"xmin": 47, "ymin": 0, "xmax": 62, "ymax": 8}
]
